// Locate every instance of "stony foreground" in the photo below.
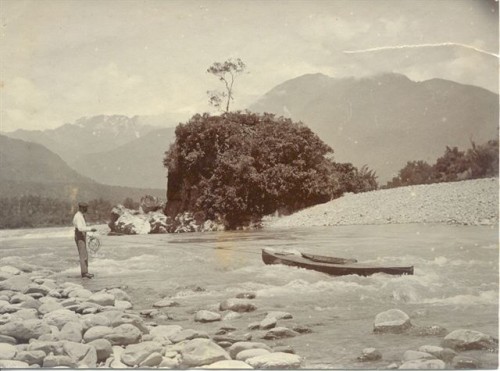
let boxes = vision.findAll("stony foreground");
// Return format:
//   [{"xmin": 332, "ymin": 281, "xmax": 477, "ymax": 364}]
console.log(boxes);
[
  {"xmin": 265, "ymin": 178, "xmax": 499, "ymax": 228},
  {"xmin": 0, "ymin": 263, "xmax": 498, "ymax": 369}
]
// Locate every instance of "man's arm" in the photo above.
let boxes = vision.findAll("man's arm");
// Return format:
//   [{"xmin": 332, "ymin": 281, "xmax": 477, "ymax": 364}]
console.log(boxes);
[{"xmin": 74, "ymin": 214, "xmax": 96, "ymax": 232}]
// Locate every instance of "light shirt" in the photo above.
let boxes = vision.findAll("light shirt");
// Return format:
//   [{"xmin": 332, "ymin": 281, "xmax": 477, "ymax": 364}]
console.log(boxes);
[{"xmin": 73, "ymin": 211, "xmax": 91, "ymax": 232}]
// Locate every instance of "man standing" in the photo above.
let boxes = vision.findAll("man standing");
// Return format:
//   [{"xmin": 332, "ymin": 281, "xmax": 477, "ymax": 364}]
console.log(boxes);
[{"xmin": 73, "ymin": 202, "xmax": 97, "ymax": 279}]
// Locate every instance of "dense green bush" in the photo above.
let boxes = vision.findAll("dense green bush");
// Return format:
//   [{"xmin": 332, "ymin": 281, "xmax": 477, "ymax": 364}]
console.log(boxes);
[
  {"xmin": 386, "ymin": 140, "xmax": 498, "ymax": 188},
  {"xmin": 164, "ymin": 111, "xmax": 377, "ymax": 228}
]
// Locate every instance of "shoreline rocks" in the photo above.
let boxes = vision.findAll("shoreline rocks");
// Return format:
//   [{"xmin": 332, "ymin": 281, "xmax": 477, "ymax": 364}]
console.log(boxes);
[
  {"xmin": 265, "ymin": 178, "xmax": 499, "ymax": 228},
  {"xmin": 0, "ymin": 264, "xmax": 497, "ymax": 369}
]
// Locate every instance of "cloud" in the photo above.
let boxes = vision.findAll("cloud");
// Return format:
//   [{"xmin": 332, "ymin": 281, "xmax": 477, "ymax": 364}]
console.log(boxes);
[{"xmin": 2, "ymin": 77, "xmax": 60, "ymax": 131}]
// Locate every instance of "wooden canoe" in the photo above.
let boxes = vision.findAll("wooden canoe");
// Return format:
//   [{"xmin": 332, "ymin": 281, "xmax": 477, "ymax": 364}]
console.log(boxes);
[{"xmin": 262, "ymin": 249, "xmax": 414, "ymax": 276}]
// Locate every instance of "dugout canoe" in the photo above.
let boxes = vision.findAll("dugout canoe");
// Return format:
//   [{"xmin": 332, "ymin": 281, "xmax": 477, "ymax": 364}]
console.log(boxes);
[{"xmin": 262, "ymin": 249, "xmax": 414, "ymax": 276}]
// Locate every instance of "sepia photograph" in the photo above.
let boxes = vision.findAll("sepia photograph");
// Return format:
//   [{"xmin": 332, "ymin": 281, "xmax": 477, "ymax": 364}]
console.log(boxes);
[{"xmin": 0, "ymin": 0, "xmax": 498, "ymax": 369}]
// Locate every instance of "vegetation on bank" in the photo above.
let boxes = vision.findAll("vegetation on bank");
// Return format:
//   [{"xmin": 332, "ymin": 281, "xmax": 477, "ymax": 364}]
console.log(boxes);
[
  {"xmin": 164, "ymin": 111, "xmax": 377, "ymax": 229},
  {"xmin": 386, "ymin": 140, "xmax": 499, "ymax": 188},
  {"xmin": 0, "ymin": 196, "xmax": 129, "ymax": 229}
]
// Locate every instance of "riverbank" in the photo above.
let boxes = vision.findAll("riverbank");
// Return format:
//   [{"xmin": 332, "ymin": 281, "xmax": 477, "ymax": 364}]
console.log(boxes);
[
  {"xmin": 264, "ymin": 178, "xmax": 499, "ymax": 228},
  {"xmin": 0, "ymin": 262, "xmax": 497, "ymax": 369}
]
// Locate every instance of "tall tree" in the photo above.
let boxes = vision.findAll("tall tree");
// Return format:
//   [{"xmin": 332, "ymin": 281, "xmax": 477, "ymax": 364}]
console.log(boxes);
[{"xmin": 207, "ymin": 58, "xmax": 246, "ymax": 113}]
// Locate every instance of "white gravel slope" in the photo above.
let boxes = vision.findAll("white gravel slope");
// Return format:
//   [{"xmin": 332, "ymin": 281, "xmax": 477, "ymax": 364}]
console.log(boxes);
[{"xmin": 265, "ymin": 178, "xmax": 499, "ymax": 228}]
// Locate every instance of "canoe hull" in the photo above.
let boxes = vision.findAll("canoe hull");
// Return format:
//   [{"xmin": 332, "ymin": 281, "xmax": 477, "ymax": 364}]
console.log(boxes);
[{"xmin": 262, "ymin": 249, "xmax": 414, "ymax": 276}]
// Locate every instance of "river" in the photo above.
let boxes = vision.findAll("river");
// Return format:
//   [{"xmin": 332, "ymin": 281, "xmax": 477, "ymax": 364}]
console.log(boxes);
[{"xmin": 0, "ymin": 223, "xmax": 498, "ymax": 368}]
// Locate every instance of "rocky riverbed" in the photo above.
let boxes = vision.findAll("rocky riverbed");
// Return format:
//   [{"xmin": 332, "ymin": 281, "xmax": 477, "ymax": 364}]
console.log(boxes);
[
  {"xmin": 0, "ymin": 264, "xmax": 498, "ymax": 369},
  {"xmin": 265, "ymin": 178, "xmax": 499, "ymax": 228}
]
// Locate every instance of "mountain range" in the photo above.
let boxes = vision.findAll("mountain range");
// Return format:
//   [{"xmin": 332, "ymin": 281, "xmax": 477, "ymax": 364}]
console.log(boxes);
[
  {"xmin": 2, "ymin": 73, "xmax": 498, "ymax": 196},
  {"xmin": 0, "ymin": 135, "xmax": 164, "ymax": 203},
  {"xmin": 250, "ymin": 73, "xmax": 499, "ymax": 182}
]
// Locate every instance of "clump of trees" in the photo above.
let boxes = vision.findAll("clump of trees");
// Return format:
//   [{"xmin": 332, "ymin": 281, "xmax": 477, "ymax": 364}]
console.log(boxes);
[
  {"xmin": 164, "ymin": 111, "xmax": 377, "ymax": 229},
  {"xmin": 386, "ymin": 139, "xmax": 499, "ymax": 188},
  {"xmin": 0, "ymin": 196, "xmax": 134, "ymax": 229}
]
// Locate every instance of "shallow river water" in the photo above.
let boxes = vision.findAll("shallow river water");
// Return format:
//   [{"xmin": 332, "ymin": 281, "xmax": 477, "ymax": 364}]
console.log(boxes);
[{"xmin": 0, "ymin": 223, "xmax": 498, "ymax": 368}]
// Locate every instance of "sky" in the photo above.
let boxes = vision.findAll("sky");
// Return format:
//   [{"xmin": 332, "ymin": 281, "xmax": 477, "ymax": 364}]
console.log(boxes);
[{"xmin": 1, "ymin": 0, "xmax": 498, "ymax": 132}]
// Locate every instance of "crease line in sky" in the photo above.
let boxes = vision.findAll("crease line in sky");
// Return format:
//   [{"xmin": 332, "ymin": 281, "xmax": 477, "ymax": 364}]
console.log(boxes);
[{"xmin": 344, "ymin": 42, "xmax": 499, "ymax": 58}]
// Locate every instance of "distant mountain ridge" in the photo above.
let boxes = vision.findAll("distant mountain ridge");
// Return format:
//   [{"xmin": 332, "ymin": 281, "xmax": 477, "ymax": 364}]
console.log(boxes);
[
  {"xmin": 0, "ymin": 135, "xmax": 164, "ymax": 203},
  {"xmin": 6, "ymin": 115, "xmax": 159, "ymax": 164},
  {"xmin": 249, "ymin": 73, "xmax": 499, "ymax": 182},
  {"xmin": 4, "ymin": 115, "xmax": 177, "ymax": 189},
  {"xmin": 71, "ymin": 127, "xmax": 176, "ymax": 189}
]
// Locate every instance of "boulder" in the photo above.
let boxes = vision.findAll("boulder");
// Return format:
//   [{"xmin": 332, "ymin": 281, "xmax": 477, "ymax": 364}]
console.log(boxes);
[
  {"xmin": 23, "ymin": 284, "xmax": 51, "ymax": 296},
  {"xmin": 87, "ymin": 339, "xmax": 113, "ymax": 363},
  {"xmin": 114, "ymin": 300, "xmax": 133, "ymax": 310},
  {"xmin": 373, "ymin": 309, "xmax": 412, "ymax": 334},
  {"xmin": 139, "ymin": 351, "xmax": 163, "ymax": 367},
  {"xmin": 273, "ymin": 345, "xmax": 295, "ymax": 354},
  {"xmin": 0, "ymin": 343, "xmax": 17, "ymax": 360},
  {"xmin": 220, "ymin": 298, "xmax": 257, "ymax": 313},
  {"xmin": 153, "ymin": 298, "xmax": 180, "ymax": 308},
  {"xmin": 109, "ymin": 205, "xmax": 151, "ymax": 235},
  {"xmin": 205, "ymin": 359, "xmax": 253, "ymax": 369},
  {"xmin": 62, "ymin": 341, "xmax": 97, "ymax": 367},
  {"xmin": 194, "ymin": 310, "xmax": 222, "ymax": 323},
  {"xmin": 0, "ymin": 266, "xmax": 22, "ymax": 275},
  {"xmin": 262, "ymin": 326, "xmax": 299, "ymax": 340},
  {"xmin": 82, "ymin": 313, "xmax": 111, "ymax": 331},
  {"xmin": 67, "ymin": 288, "xmax": 92, "ymax": 299},
  {"xmin": 27, "ymin": 340, "xmax": 64, "ymax": 355},
  {"xmin": 260, "ymin": 317, "xmax": 277, "ymax": 330},
  {"xmin": 246, "ymin": 352, "xmax": 302, "ymax": 369},
  {"xmin": 59, "ymin": 321, "xmax": 83, "ymax": 343},
  {"xmin": 0, "ymin": 334, "xmax": 17, "ymax": 345},
  {"xmin": 149, "ymin": 324, "xmax": 183, "ymax": 341},
  {"xmin": 0, "ymin": 360, "xmax": 30, "ymax": 368},
  {"xmin": 357, "ymin": 347, "xmax": 382, "ymax": 362},
  {"xmin": 121, "ymin": 341, "xmax": 164, "ymax": 366},
  {"xmin": 265, "ymin": 311, "xmax": 293, "ymax": 320},
  {"xmin": 107, "ymin": 288, "xmax": 131, "ymax": 302},
  {"xmin": 418, "ymin": 345, "xmax": 456, "ymax": 362},
  {"xmin": 43, "ymin": 309, "xmax": 80, "ymax": 330},
  {"xmin": 398, "ymin": 359, "xmax": 445, "ymax": 369},
  {"xmin": 104, "ymin": 323, "xmax": 142, "ymax": 345},
  {"xmin": 110, "ymin": 312, "xmax": 149, "ymax": 334},
  {"xmin": 38, "ymin": 301, "xmax": 64, "ymax": 315},
  {"xmin": 223, "ymin": 311, "xmax": 242, "ymax": 321},
  {"xmin": 228, "ymin": 341, "xmax": 272, "ymax": 359},
  {"xmin": 140, "ymin": 195, "xmax": 165, "ymax": 213},
  {"xmin": 0, "ymin": 319, "xmax": 51, "ymax": 342},
  {"xmin": 213, "ymin": 334, "xmax": 252, "ymax": 345},
  {"xmin": 42, "ymin": 353, "xmax": 76, "ymax": 368},
  {"xmin": 10, "ymin": 308, "xmax": 38, "ymax": 320},
  {"xmin": 87, "ymin": 292, "xmax": 115, "ymax": 306},
  {"xmin": 180, "ymin": 338, "xmax": 231, "ymax": 367},
  {"xmin": 403, "ymin": 350, "xmax": 435, "ymax": 361},
  {"xmin": 170, "ymin": 328, "xmax": 209, "ymax": 343},
  {"xmin": 159, "ymin": 355, "xmax": 181, "ymax": 368},
  {"xmin": 148, "ymin": 212, "xmax": 169, "ymax": 233},
  {"xmin": 442, "ymin": 329, "xmax": 498, "ymax": 351},
  {"xmin": 0, "ymin": 275, "xmax": 32, "ymax": 292},
  {"xmin": 14, "ymin": 350, "xmax": 46, "ymax": 366},
  {"xmin": 83, "ymin": 325, "xmax": 114, "ymax": 343},
  {"xmin": 236, "ymin": 348, "xmax": 271, "ymax": 361}
]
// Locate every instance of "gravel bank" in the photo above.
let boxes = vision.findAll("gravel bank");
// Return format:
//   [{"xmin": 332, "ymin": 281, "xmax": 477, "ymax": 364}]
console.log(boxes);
[{"xmin": 265, "ymin": 178, "xmax": 499, "ymax": 228}]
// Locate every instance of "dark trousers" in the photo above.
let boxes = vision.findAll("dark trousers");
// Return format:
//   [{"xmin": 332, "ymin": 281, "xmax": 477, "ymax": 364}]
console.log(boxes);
[{"xmin": 74, "ymin": 229, "xmax": 88, "ymax": 276}]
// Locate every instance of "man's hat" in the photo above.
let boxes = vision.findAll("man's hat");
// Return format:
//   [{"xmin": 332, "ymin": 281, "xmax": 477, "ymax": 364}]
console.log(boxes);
[{"xmin": 78, "ymin": 202, "xmax": 89, "ymax": 208}]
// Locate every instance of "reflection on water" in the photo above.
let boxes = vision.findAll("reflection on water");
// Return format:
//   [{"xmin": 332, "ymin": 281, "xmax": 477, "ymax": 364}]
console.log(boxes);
[{"xmin": 0, "ymin": 223, "xmax": 498, "ymax": 368}]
